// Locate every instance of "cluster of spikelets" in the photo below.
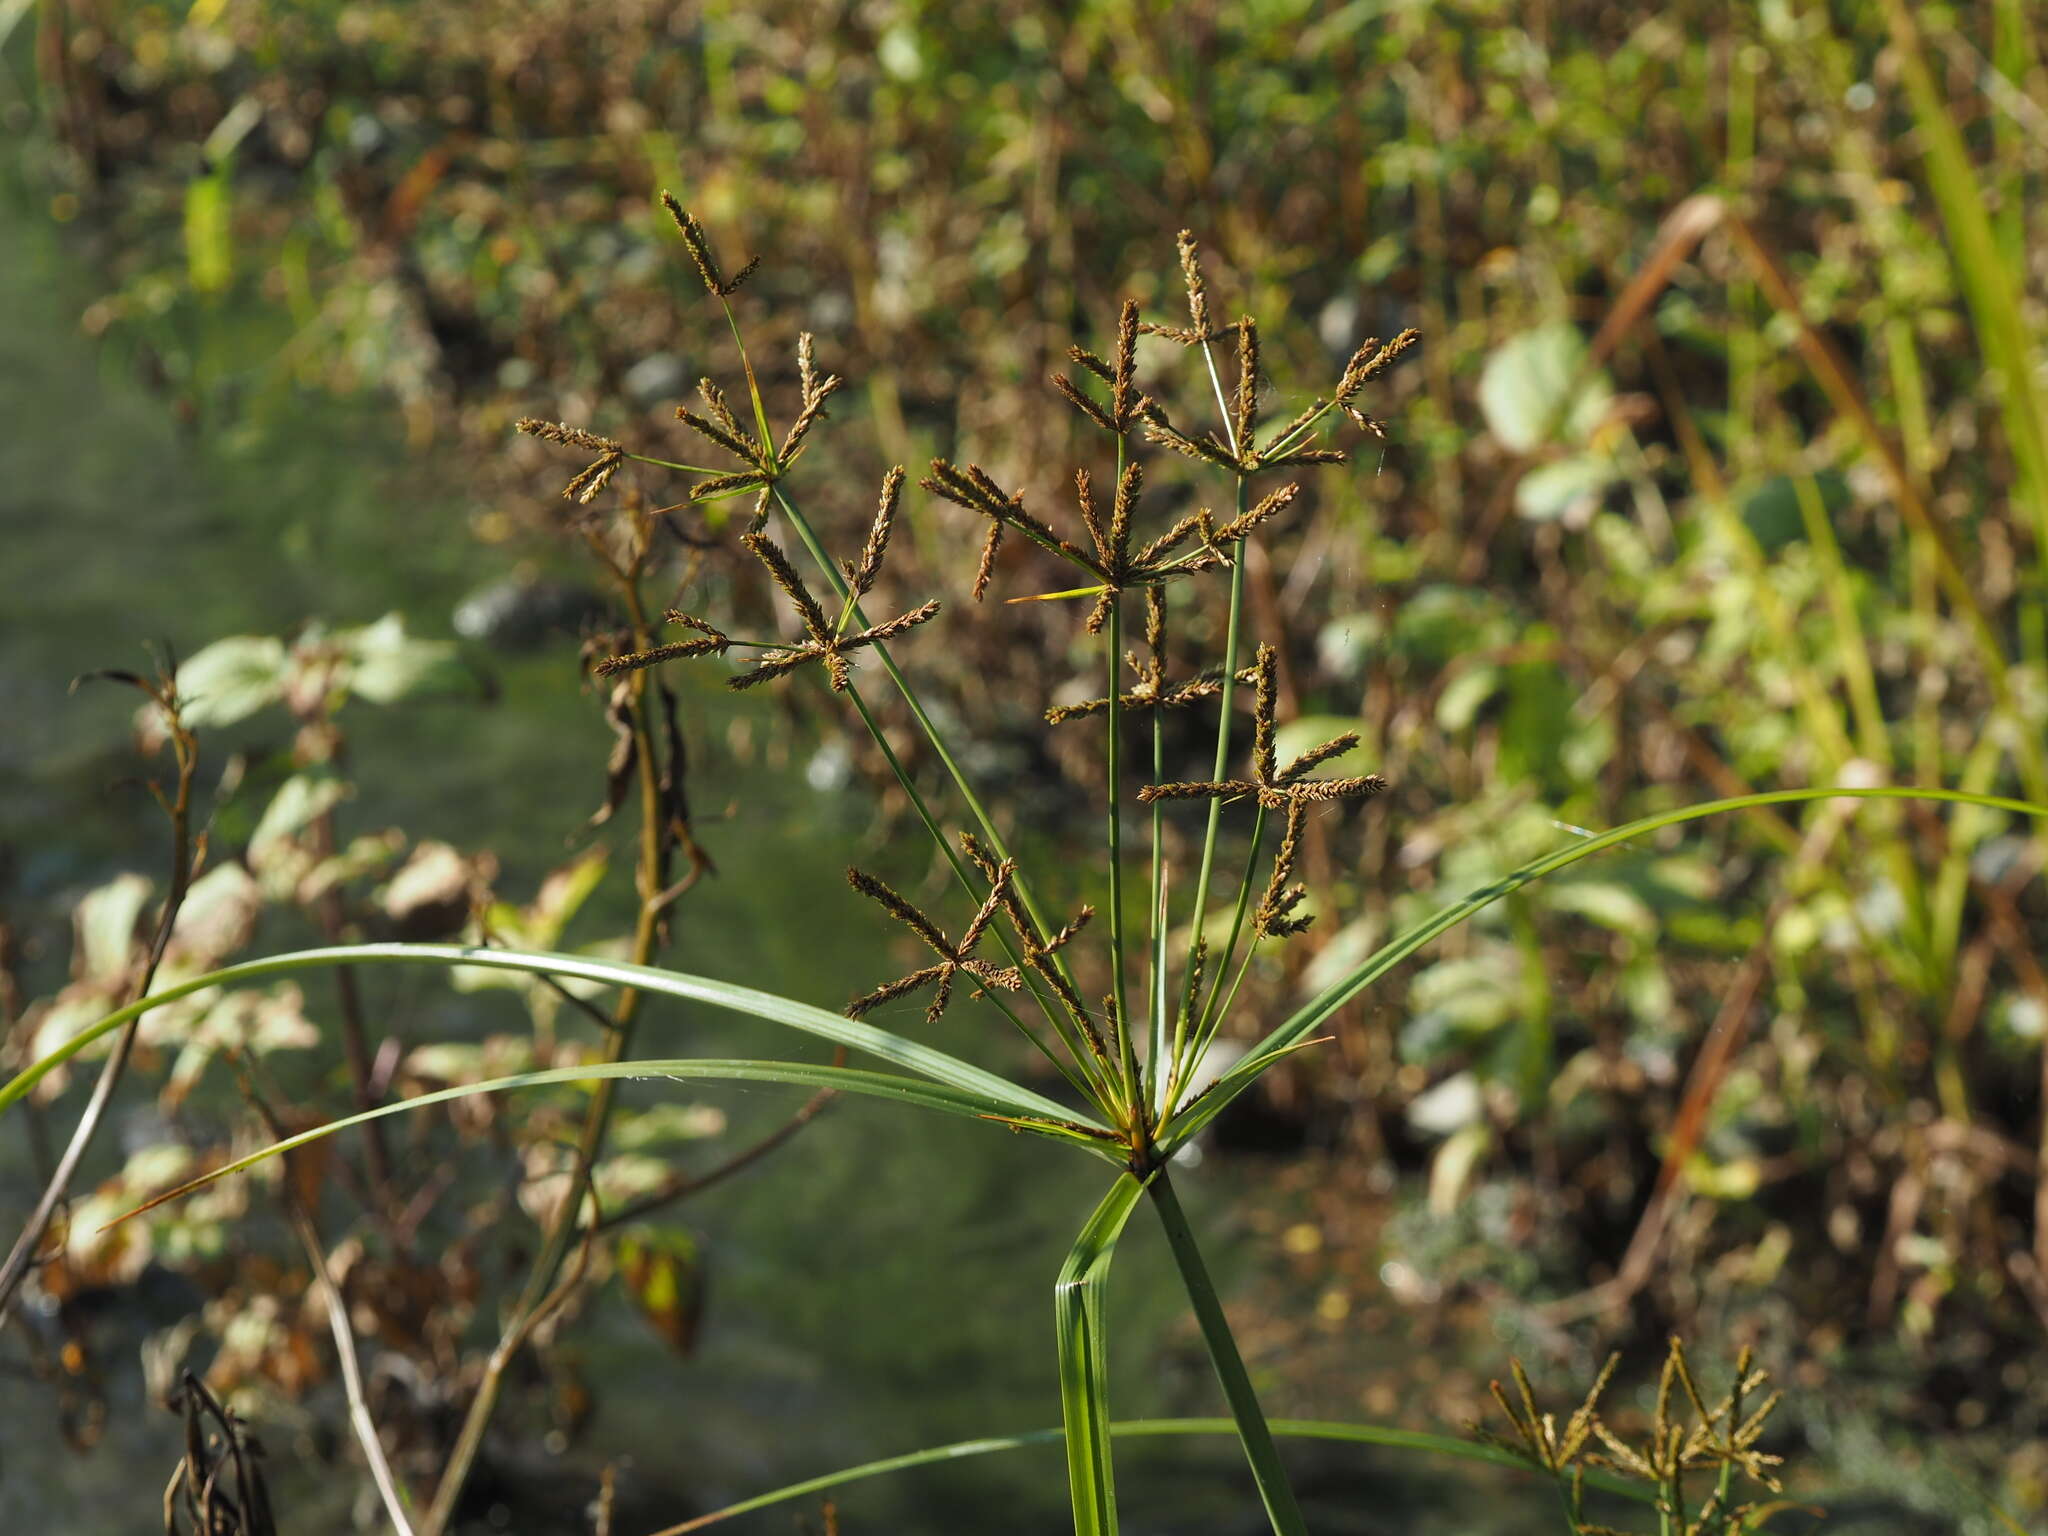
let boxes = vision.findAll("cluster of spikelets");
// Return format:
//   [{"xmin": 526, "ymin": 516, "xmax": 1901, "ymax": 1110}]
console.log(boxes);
[
  {"xmin": 518, "ymin": 195, "xmax": 1418, "ymax": 1144},
  {"xmin": 1483, "ymin": 1338, "xmax": 1787, "ymax": 1536}
]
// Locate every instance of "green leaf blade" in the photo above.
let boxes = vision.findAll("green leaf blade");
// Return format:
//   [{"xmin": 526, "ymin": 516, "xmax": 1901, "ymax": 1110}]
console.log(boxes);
[
  {"xmin": 0, "ymin": 942, "xmax": 1107, "ymax": 1137},
  {"xmin": 1056, "ymin": 1173, "xmax": 1148, "ymax": 1536}
]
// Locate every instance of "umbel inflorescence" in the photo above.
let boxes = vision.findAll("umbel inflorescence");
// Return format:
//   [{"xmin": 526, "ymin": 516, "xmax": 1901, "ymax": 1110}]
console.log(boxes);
[{"xmin": 520, "ymin": 198, "xmax": 1418, "ymax": 1162}]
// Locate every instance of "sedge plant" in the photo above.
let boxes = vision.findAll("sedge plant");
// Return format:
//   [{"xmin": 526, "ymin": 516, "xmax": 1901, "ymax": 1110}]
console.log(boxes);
[{"xmin": 8, "ymin": 201, "xmax": 2048, "ymax": 1536}]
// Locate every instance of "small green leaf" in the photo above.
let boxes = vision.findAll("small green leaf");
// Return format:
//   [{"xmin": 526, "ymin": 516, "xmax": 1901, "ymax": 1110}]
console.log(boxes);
[
  {"xmin": 1477, "ymin": 323, "xmax": 1613, "ymax": 453},
  {"xmin": 183, "ymin": 171, "xmax": 233, "ymax": 296},
  {"xmin": 340, "ymin": 613, "xmax": 465, "ymax": 703},
  {"xmin": 74, "ymin": 873, "xmax": 154, "ymax": 983},
  {"xmin": 1515, "ymin": 452, "xmax": 1618, "ymax": 522},
  {"xmin": 176, "ymin": 635, "xmax": 288, "ymax": 726},
  {"xmin": 1435, "ymin": 666, "xmax": 1500, "ymax": 733}
]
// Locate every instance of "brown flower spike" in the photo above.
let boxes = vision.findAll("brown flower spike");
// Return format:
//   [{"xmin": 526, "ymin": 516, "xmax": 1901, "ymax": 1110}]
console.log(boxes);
[
  {"xmin": 598, "ymin": 472, "xmax": 936, "ymax": 691},
  {"xmin": 1139, "ymin": 644, "xmax": 1389, "ymax": 937},
  {"xmin": 1045, "ymin": 587, "xmax": 1256, "ymax": 725},
  {"xmin": 844, "ymin": 864, "xmax": 1024, "ymax": 1025},
  {"xmin": 517, "ymin": 418, "xmax": 626, "ymax": 504},
  {"xmin": 735, "ymin": 526, "xmax": 938, "ymax": 693}
]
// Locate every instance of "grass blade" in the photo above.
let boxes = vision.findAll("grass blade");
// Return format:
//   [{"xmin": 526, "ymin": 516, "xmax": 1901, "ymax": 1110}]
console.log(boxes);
[
  {"xmin": 1056, "ymin": 1172, "xmax": 1148, "ymax": 1535},
  {"xmin": 1148, "ymin": 1172, "xmax": 1307, "ymax": 1533},
  {"xmin": 1161, "ymin": 785, "xmax": 2048, "ymax": 1153},
  {"xmin": 108, "ymin": 1057, "xmax": 1122, "ymax": 1227},
  {"xmin": 644, "ymin": 1417, "xmax": 1655, "ymax": 1532},
  {"xmin": 0, "ymin": 942, "xmax": 1103, "ymax": 1133}
]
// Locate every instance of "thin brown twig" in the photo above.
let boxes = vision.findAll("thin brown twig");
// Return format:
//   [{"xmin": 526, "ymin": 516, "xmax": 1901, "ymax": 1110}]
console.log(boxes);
[{"xmin": 0, "ymin": 670, "xmax": 200, "ymax": 1321}]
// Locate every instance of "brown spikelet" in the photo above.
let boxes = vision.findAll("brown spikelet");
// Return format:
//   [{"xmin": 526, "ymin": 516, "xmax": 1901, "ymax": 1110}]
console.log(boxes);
[
  {"xmin": 518, "ymin": 418, "xmax": 620, "ymax": 453},
  {"xmin": 743, "ymin": 530, "xmax": 831, "ymax": 638},
  {"xmin": 1051, "ymin": 371, "xmax": 1117, "ymax": 433},
  {"xmin": 1254, "ymin": 801, "xmax": 1313, "ymax": 937},
  {"xmin": 1231, "ymin": 316, "xmax": 1260, "ymax": 450},
  {"xmin": 519, "ymin": 418, "xmax": 627, "ymax": 504},
  {"xmin": 1135, "ymin": 512, "xmax": 1203, "ymax": 567},
  {"xmin": 972, "ymin": 522, "xmax": 1002, "ymax": 601},
  {"xmin": 1068, "ymin": 346, "xmax": 1114, "ymax": 383},
  {"xmin": 1179, "ymin": 230, "xmax": 1210, "ymax": 339},
  {"xmin": 562, "ymin": 453, "xmax": 623, "ymax": 504},
  {"xmin": 688, "ymin": 469, "xmax": 771, "ymax": 500},
  {"xmin": 1253, "ymin": 643, "xmax": 1279, "ymax": 784},
  {"xmin": 1276, "ymin": 732, "xmax": 1362, "ymax": 783},
  {"xmin": 1215, "ymin": 483, "xmax": 1301, "ymax": 546},
  {"xmin": 593, "ymin": 613, "xmax": 732, "ymax": 677},
  {"xmin": 1111, "ymin": 299, "xmax": 1139, "ymax": 425},
  {"xmin": 1109, "ymin": 460, "xmax": 1141, "ymax": 561},
  {"xmin": 660, "ymin": 193, "xmax": 758, "ymax": 296},
  {"xmin": 676, "ymin": 404, "xmax": 762, "ymax": 466},
  {"xmin": 1074, "ymin": 468, "xmax": 1106, "ymax": 554},
  {"xmin": 1285, "ymin": 773, "xmax": 1388, "ymax": 803},
  {"xmin": 850, "ymin": 467, "xmax": 906, "ymax": 596}
]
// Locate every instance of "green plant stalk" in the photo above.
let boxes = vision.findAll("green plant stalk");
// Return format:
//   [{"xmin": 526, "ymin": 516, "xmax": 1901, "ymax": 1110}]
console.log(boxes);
[
  {"xmin": 1929, "ymin": 728, "xmax": 2006, "ymax": 983},
  {"xmin": 1184, "ymin": 803, "xmax": 1268, "ymax": 1095},
  {"xmin": 647, "ymin": 1418, "xmax": 1654, "ymax": 1533},
  {"xmin": 1887, "ymin": 0, "xmax": 2048, "ymax": 617},
  {"xmin": 1171, "ymin": 498, "xmax": 1248, "ymax": 1082},
  {"xmin": 1104, "ymin": 594, "xmax": 1139, "ymax": 1115},
  {"xmin": 1791, "ymin": 470, "xmax": 1886, "ymax": 763},
  {"xmin": 1149, "ymin": 705, "xmax": 1169, "ymax": 1113},
  {"xmin": 1725, "ymin": 25, "xmax": 1758, "ymax": 473},
  {"xmin": 1056, "ymin": 1173, "xmax": 1148, "ymax": 1535},
  {"xmin": 1148, "ymin": 1172, "xmax": 1308, "ymax": 1535}
]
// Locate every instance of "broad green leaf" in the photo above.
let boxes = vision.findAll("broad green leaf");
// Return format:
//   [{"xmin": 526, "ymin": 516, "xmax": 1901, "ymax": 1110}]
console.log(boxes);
[
  {"xmin": 1, "ymin": 943, "xmax": 1111, "ymax": 1142},
  {"xmin": 1515, "ymin": 452, "xmax": 1617, "ymax": 522},
  {"xmin": 175, "ymin": 635, "xmax": 287, "ymax": 725},
  {"xmin": 74, "ymin": 873, "xmax": 153, "ymax": 982},
  {"xmin": 1435, "ymin": 665, "xmax": 1499, "ymax": 733},
  {"xmin": 340, "ymin": 613, "xmax": 465, "ymax": 703},
  {"xmin": 1161, "ymin": 786, "xmax": 2048, "ymax": 1154},
  {"xmin": 1477, "ymin": 323, "xmax": 1612, "ymax": 453},
  {"xmin": 1056, "ymin": 1173, "xmax": 1147, "ymax": 1536}
]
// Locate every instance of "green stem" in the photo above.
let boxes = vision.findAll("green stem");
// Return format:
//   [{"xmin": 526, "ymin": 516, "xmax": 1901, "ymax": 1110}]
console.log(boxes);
[
  {"xmin": 1105, "ymin": 596, "xmax": 1138, "ymax": 1113},
  {"xmin": 1172, "ymin": 507, "xmax": 1248, "ymax": 1081},
  {"xmin": 1185, "ymin": 803, "xmax": 1268, "ymax": 1092},
  {"xmin": 1149, "ymin": 707, "xmax": 1168, "ymax": 1114},
  {"xmin": 1148, "ymin": 1172, "xmax": 1308, "ymax": 1535}
]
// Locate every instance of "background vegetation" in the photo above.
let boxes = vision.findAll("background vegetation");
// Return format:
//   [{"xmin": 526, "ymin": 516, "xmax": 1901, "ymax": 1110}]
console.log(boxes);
[{"xmin": 3, "ymin": 0, "xmax": 2047, "ymax": 1530}]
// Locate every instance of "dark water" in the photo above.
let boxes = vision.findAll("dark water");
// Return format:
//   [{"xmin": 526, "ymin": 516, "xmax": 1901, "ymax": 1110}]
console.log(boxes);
[{"xmin": 0, "ymin": 171, "xmax": 1564, "ymax": 1534}]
